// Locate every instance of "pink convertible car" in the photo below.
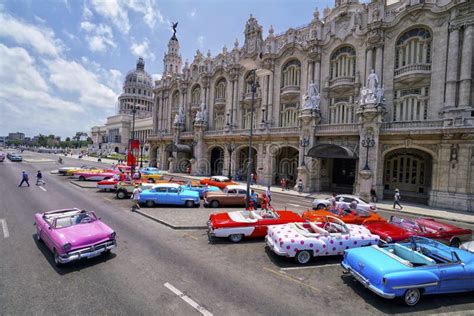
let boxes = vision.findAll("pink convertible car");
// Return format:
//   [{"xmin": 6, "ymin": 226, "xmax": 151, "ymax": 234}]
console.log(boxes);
[
  {"xmin": 72, "ymin": 170, "xmax": 116, "ymax": 181},
  {"xmin": 34, "ymin": 208, "xmax": 117, "ymax": 266}
]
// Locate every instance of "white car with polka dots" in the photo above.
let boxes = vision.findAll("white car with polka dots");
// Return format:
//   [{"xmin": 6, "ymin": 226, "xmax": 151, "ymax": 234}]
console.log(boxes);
[{"xmin": 266, "ymin": 216, "xmax": 380, "ymax": 264}]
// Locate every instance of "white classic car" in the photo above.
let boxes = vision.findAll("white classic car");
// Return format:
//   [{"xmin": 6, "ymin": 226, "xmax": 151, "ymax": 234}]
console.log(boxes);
[
  {"xmin": 266, "ymin": 216, "xmax": 380, "ymax": 264},
  {"xmin": 311, "ymin": 194, "xmax": 376, "ymax": 211}
]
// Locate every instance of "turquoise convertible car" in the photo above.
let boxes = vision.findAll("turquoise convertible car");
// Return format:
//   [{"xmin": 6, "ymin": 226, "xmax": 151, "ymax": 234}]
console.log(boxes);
[
  {"xmin": 139, "ymin": 183, "xmax": 200, "ymax": 207},
  {"xmin": 342, "ymin": 236, "xmax": 474, "ymax": 306}
]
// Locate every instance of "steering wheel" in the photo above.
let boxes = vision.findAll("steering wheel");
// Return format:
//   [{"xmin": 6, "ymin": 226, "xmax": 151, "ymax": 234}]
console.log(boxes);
[
  {"xmin": 79, "ymin": 217, "xmax": 92, "ymax": 224},
  {"xmin": 323, "ymin": 221, "xmax": 331, "ymax": 231}
]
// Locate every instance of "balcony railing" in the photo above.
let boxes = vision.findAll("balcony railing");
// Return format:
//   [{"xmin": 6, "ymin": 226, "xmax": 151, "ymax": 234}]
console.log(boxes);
[
  {"xmin": 214, "ymin": 98, "xmax": 226, "ymax": 108},
  {"xmin": 315, "ymin": 123, "xmax": 359, "ymax": 134},
  {"xmin": 380, "ymin": 120, "xmax": 444, "ymax": 131},
  {"xmin": 280, "ymin": 85, "xmax": 300, "ymax": 95},
  {"xmin": 329, "ymin": 76, "xmax": 355, "ymax": 87},
  {"xmin": 394, "ymin": 63, "xmax": 431, "ymax": 78}
]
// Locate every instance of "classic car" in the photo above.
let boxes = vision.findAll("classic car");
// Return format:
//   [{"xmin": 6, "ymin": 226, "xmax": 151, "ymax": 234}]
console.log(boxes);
[
  {"xmin": 7, "ymin": 152, "xmax": 22, "ymax": 161},
  {"xmin": 302, "ymin": 207, "xmax": 385, "ymax": 225},
  {"xmin": 389, "ymin": 216, "xmax": 472, "ymax": 247},
  {"xmin": 342, "ymin": 237, "xmax": 474, "ymax": 306},
  {"xmin": 73, "ymin": 170, "xmax": 117, "ymax": 181},
  {"xmin": 96, "ymin": 173, "xmax": 132, "ymax": 191},
  {"xmin": 140, "ymin": 166, "xmax": 162, "ymax": 175},
  {"xmin": 65, "ymin": 166, "xmax": 105, "ymax": 176},
  {"xmin": 266, "ymin": 216, "xmax": 379, "ymax": 264},
  {"xmin": 58, "ymin": 165, "xmax": 88, "ymax": 175},
  {"xmin": 200, "ymin": 176, "xmax": 237, "ymax": 189},
  {"xmin": 182, "ymin": 182, "xmax": 220, "ymax": 198},
  {"xmin": 461, "ymin": 241, "xmax": 474, "ymax": 253},
  {"xmin": 115, "ymin": 179, "xmax": 185, "ymax": 199},
  {"xmin": 139, "ymin": 183, "xmax": 200, "ymax": 207},
  {"xmin": 204, "ymin": 185, "xmax": 261, "ymax": 208},
  {"xmin": 208, "ymin": 208, "xmax": 304, "ymax": 243},
  {"xmin": 362, "ymin": 219, "xmax": 414, "ymax": 243},
  {"xmin": 34, "ymin": 208, "xmax": 117, "ymax": 266},
  {"xmin": 312, "ymin": 194, "xmax": 376, "ymax": 211}
]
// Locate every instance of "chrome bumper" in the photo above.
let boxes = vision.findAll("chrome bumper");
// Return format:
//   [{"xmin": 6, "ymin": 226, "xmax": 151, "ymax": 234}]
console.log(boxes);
[
  {"xmin": 341, "ymin": 262, "xmax": 395, "ymax": 299},
  {"xmin": 58, "ymin": 240, "xmax": 117, "ymax": 264}
]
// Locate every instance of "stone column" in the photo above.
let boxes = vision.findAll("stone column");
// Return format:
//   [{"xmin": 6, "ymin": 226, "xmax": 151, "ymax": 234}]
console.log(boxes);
[
  {"xmin": 365, "ymin": 48, "xmax": 373, "ymax": 85},
  {"xmin": 297, "ymin": 109, "xmax": 321, "ymax": 192},
  {"xmin": 375, "ymin": 46, "xmax": 383, "ymax": 84},
  {"xmin": 192, "ymin": 122, "xmax": 208, "ymax": 175},
  {"xmin": 459, "ymin": 25, "xmax": 473, "ymax": 108},
  {"xmin": 445, "ymin": 27, "xmax": 460, "ymax": 107},
  {"xmin": 307, "ymin": 60, "xmax": 314, "ymax": 85},
  {"xmin": 314, "ymin": 60, "xmax": 321, "ymax": 90}
]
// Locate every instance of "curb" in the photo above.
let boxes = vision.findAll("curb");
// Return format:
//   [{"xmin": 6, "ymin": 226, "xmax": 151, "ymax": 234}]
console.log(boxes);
[
  {"xmin": 134, "ymin": 209, "xmax": 207, "ymax": 230},
  {"xmin": 69, "ymin": 180, "xmax": 98, "ymax": 189}
]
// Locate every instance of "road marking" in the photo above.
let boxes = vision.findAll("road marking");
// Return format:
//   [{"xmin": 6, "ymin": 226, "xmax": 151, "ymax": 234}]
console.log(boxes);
[
  {"xmin": 164, "ymin": 282, "xmax": 213, "ymax": 316},
  {"xmin": 280, "ymin": 263, "xmax": 341, "ymax": 271},
  {"xmin": 288, "ymin": 203, "xmax": 300, "ymax": 207},
  {"xmin": 39, "ymin": 186, "xmax": 47, "ymax": 192},
  {"xmin": 262, "ymin": 267, "xmax": 321, "ymax": 293},
  {"xmin": 1, "ymin": 219, "xmax": 9, "ymax": 238}
]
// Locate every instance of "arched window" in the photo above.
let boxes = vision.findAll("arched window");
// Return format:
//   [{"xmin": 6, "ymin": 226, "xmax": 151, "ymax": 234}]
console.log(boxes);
[
  {"xmin": 279, "ymin": 105, "xmax": 298, "ymax": 127},
  {"xmin": 395, "ymin": 27, "xmax": 432, "ymax": 70},
  {"xmin": 243, "ymin": 109, "xmax": 257, "ymax": 129},
  {"xmin": 172, "ymin": 91, "xmax": 179, "ymax": 109},
  {"xmin": 214, "ymin": 114, "xmax": 225, "ymax": 130},
  {"xmin": 393, "ymin": 87, "xmax": 429, "ymax": 121},
  {"xmin": 330, "ymin": 46, "xmax": 356, "ymax": 79},
  {"xmin": 244, "ymin": 72, "xmax": 258, "ymax": 94},
  {"xmin": 215, "ymin": 78, "xmax": 226, "ymax": 101},
  {"xmin": 281, "ymin": 59, "xmax": 301, "ymax": 88},
  {"xmin": 191, "ymin": 86, "xmax": 201, "ymax": 106}
]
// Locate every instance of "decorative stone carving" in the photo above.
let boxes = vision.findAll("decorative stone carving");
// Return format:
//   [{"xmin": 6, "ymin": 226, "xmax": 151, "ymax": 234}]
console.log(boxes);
[
  {"xmin": 194, "ymin": 102, "xmax": 208, "ymax": 123},
  {"xmin": 174, "ymin": 104, "xmax": 185, "ymax": 125},
  {"xmin": 302, "ymin": 81, "xmax": 320, "ymax": 110}
]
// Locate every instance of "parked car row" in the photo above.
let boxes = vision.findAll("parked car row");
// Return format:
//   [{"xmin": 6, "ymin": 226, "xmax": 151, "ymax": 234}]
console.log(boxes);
[{"xmin": 7, "ymin": 152, "xmax": 22, "ymax": 161}]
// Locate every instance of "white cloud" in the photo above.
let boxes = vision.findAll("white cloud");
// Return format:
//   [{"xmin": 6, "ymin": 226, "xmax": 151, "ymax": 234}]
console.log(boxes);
[
  {"xmin": 34, "ymin": 15, "xmax": 46, "ymax": 24},
  {"xmin": 0, "ymin": 13, "xmax": 64, "ymax": 57},
  {"xmin": 197, "ymin": 36, "xmax": 205, "ymax": 48},
  {"xmin": 80, "ymin": 21, "xmax": 116, "ymax": 53},
  {"xmin": 130, "ymin": 38, "xmax": 155, "ymax": 61},
  {"xmin": 152, "ymin": 73, "xmax": 162, "ymax": 81},
  {"xmin": 82, "ymin": 5, "xmax": 93, "ymax": 19},
  {"xmin": 188, "ymin": 9, "xmax": 196, "ymax": 18}
]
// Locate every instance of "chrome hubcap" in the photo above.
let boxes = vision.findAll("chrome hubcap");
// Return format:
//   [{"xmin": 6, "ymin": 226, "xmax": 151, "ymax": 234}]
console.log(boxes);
[
  {"xmin": 298, "ymin": 251, "xmax": 310, "ymax": 263},
  {"xmin": 230, "ymin": 235, "xmax": 242, "ymax": 242},
  {"xmin": 405, "ymin": 289, "xmax": 419, "ymax": 305}
]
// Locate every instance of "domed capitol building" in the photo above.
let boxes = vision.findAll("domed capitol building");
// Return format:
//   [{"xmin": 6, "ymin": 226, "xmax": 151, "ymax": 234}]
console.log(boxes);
[{"xmin": 92, "ymin": 0, "xmax": 474, "ymax": 211}]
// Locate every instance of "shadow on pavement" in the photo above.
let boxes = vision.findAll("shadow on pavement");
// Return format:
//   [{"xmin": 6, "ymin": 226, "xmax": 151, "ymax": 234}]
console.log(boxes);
[
  {"xmin": 32, "ymin": 234, "xmax": 117, "ymax": 275},
  {"xmin": 264, "ymin": 246, "xmax": 342, "ymax": 268}
]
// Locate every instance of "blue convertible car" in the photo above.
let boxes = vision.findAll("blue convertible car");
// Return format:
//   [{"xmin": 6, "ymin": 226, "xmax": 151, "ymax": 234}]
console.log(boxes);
[
  {"xmin": 342, "ymin": 236, "xmax": 474, "ymax": 306},
  {"xmin": 139, "ymin": 183, "xmax": 200, "ymax": 207}
]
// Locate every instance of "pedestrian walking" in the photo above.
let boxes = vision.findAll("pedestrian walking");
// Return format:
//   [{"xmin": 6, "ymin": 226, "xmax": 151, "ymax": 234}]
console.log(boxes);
[
  {"xmin": 393, "ymin": 189, "xmax": 403, "ymax": 210},
  {"xmin": 285, "ymin": 178, "xmax": 290, "ymax": 191},
  {"xmin": 265, "ymin": 186, "xmax": 272, "ymax": 203},
  {"xmin": 330, "ymin": 192, "xmax": 337, "ymax": 210},
  {"xmin": 370, "ymin": 188, "xmax": 378, "ymax": 203},
  {"xmin": 253, "ymin": 173, "xmax": 258, "ymax": 185},
  {"xmin": 18, "ymin": 171, "xmax": 30, "ymax": 187},
  {"xmin": 131, "ymin": 185, "xmax": 142, "ymax": 211},
  {"xmin": 280, "ymin": 178, "xmax": 286, "ymax": 191},
  {"xmin": 297, "ymin": 179, "xmax": 304, "ymax": 193},
  {"xmin": 250, "ymin": 173, "xmax": 255, "ymax": 185},
  {"xmin": 36, "ymin": 170, "xmax": 45, "ymax": 186}
]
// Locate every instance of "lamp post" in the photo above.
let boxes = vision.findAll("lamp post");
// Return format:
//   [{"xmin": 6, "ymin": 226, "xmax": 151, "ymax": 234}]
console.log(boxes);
[
  {"xmin": 240, "ymin": 57, "xmax": 272, "ymax": 209},
  {"xmin": 361, "ymin": 135, "xmax": 376, "ymax": 171},
  {"xmin": 226, "ymin": 142, "xmax": 236, "ymax": 179},
  {"xmin": 129, "ymin": 103, "xmax": 137, "ymax": 172},
  {"xmin": 299, "ymin": 137, "xmax": 310, "ymax": 166},
  {"xmin": 139, "ymin": 140, "xmax": 144, "ymax": 168}
]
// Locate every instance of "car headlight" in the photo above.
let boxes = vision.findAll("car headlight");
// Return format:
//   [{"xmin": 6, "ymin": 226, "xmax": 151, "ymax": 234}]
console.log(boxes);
[
  {"xmin": 382, "ymin": 277, "xmax": 388, "ymax": 285},
  {"xmin": 63, "ymin": 243, "xmax": 71, "ymax": 250},
  {"xmin": 110, "ymin": 232, "xmax": 116, "ymax": 239},
  {"xmin": 386, "ymin": 236, "xmax": 392, "ymax": 243}
]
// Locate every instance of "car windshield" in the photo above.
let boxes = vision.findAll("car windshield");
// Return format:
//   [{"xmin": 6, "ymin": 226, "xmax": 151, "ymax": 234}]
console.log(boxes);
[
  {"xmin": 54, "ymin": 212, "xmax": 97, "ymax": 228},
  {"xmin": 391, "ymin": 216, "xmax": 423, "ymax": 232},
  {"xmin": 357, "ymin": 197, "xmax": 369, "ymax": 204}
]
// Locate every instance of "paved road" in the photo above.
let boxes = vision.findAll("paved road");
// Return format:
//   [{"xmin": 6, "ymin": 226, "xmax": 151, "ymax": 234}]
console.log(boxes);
[{"xmin": 1, "ymin": 151, "xmax": 474, "ymax": 315}]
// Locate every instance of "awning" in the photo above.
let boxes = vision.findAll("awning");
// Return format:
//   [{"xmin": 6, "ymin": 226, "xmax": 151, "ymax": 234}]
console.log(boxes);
[
  {"xmin": 307, "ymin": 143, "xmax": 357, "ymax": 159},
  {"xmin": 165, "ymin": 143, "xmax": 192, "ymax": 153}
]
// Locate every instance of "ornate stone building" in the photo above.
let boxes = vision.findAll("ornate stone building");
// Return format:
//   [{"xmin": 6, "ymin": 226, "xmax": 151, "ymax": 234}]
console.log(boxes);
[
  {"xmin": 91, "ymin": 57, "xmax": 154, "ymax": 155},
  {"xmin": 148, "ymin": 0, "xmax": 474, "ymax": 211}
]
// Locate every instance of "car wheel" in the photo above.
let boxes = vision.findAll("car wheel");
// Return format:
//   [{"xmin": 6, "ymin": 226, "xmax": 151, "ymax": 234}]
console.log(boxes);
[
  {"xmin": 316, "ymin": 204, "xmax": 326, "ymax": 210},
  {"xmin": 210, "ymin": 200, "xmax": 220, "ymax": 208},
  {"xmin": 53, "ymin": 249, "xmax": 62, "ymax": 267},
  {"xmin": 116, "ymin": 190, "xmax": 126, "ymax": 199},
  {"xmin": 185, "ymin": 200, "xmax": 194, "ymax": 208},
  {"xmin": 229, "ymin": 234, "xmax": 244, "ymax": 243},
  {"xmin": 295, "ymin": 250, "xmax": 312, "ymax": 264},
  {"xmin": 403, "ymin": 288, "xmax": 421, "ymax": 306},
  {"xmin": 79, "ymin": 176, "xmax": 86, "ymax": 181},
  {"xmin": 36, "ymin": 231, "xmax": 42, "ymax": 242},
  {"xmin": 146, "ymin": 200, "xmax": 155, "ymax": 208},
  {"xmin": 450, "ymin": 238, "xmax": 461, "ymax": 248}
]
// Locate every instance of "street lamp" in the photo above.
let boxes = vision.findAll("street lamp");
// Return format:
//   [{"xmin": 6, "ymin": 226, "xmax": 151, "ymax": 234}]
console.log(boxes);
[
  {"xmin": 240, "ymin": 56, "xmax": 272, "ymax": 209},
  {"xmin": 226, "ymin": 142, "xmax": 236, "ymax": 179},
  {"xmin": 361, "ymin": 135, "xmax": 376, "ymax": 171},
  {"xmin": 299, "ymin": 137, "xmax": 310, "ymax": 166}
]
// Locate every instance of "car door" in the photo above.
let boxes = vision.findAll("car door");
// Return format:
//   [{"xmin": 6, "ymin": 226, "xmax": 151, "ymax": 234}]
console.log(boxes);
[
  {"xmin": 41, "ymin": 220, "xmax": 55, "ymax": 251},
  {"xmin": 155, "ymin": 187, "xmax": 168, "ymax": 204},
  {"xmin": 167, "ymin": 187, "xmax": 179, "ymax": 205},
  {"xmin": 225, "ymin": 189, "xmax": 236, "ymax": 205},
  {"xmin": 237, "ymin": 189, "xmax": 247, "ymax": 206},
  {"xmin": 438, "ymin": 253, "xmax": 470, "ymax": 292}
]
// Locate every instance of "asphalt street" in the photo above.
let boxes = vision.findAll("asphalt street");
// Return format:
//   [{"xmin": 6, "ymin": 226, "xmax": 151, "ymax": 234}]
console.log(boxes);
[{"xmin": 1, "ymin": 151, "xmax": 474, "ymax": 315}]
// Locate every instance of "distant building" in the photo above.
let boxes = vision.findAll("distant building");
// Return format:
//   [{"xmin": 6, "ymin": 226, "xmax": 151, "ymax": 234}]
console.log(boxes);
[
  {"xmin": 0, "ymin": 136, "xmax": 5, "ymax": 147},
  {"xmin": 8, "ymin": 132, "xmax": 25, "ymax": 141},
  {"xmin": 90, "ymin": 57, "xmax": 154, "ymax": 155}
]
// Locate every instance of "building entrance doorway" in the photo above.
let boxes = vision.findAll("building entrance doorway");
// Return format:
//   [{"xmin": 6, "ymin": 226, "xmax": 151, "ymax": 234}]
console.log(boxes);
[{"xmin": 210, "ymin": 147, "xmax": 224, "ymax": 176}]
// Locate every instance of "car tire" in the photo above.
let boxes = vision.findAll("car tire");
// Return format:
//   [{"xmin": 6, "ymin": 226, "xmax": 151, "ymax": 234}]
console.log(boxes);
[
  {"xmin": 450, "ymin": 238, "xmax": 461, "ymax": 248},
  {"xmin": 229, "ymin": 234, "xmax": 244, "ymax": 243},
  {"xmin": 146, "ymin": 200, "xmax": 155, "ymax": 207},
  {"xmin": 185, "ymin": 200, "xmax": 194, "ymax": 208},
  {"xmin": 210, "ymin": 200, "xmax": 220, "ymax": 208},
  {"xmin": 79, "ymin": 176, "xmax": 86, "ymax": 181},
  {"xmin": 316, "ymin": 204, "xmax": 326, "ymax": 210},
  {"xmin": 403, "ymin": 288, "xmax": 421, "ymax": 306},
  {"xmin": 53, "ymin": 249, "xmax": 62, "ymax": 267},
  {"xmin": 116, "ymin": 190, "xmax": 126, "ymax": 199},
  {"xmin": 295, "ymin": 250, "xmax": 312, "ymax": 264},
  {"xmin": 36, "ymin": 231, "xmax": 42, "ymax": 242}
]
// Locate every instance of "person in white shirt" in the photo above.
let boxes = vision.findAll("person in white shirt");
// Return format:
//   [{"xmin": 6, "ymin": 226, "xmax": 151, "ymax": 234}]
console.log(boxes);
[
  {"xmin": 265, "ymin": 186, "xmax": 272, "ymax": 203},
  {"xmin": 131, "ymin": 185, "xmax": 142, "ymax": 211}
]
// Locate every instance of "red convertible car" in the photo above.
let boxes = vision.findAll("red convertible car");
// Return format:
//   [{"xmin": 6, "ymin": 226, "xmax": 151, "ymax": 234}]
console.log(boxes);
[
  {"xmin": 387, "ymin": 216, "xmax": 472, "ymax": 247},
  {"xmin": 207, "ymin": 208, "xmax": 304, "ymax": 243},
  {"xmin": 200, "ymin": 176, "xmax": 237, "ymax": 190},
  {"xmin": 362, "ymin": 219, "xmax": 414, "ymax": 243}
]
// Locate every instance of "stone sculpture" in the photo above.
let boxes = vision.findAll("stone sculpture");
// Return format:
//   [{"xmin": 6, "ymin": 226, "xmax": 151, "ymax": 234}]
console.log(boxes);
[{"xmin": 302, "ymin": 81, "xmax": 321, "ymax": 110}]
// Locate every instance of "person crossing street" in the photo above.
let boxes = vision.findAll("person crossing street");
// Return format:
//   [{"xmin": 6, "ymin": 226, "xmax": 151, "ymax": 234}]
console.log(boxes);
[
  {"xmin": 131, "ymin": 185, "xmax": 142, "ymax": 211},
  {"xmin": 36, "ymin": 170, "xmax": 45, "ymax": 186},
  {"xmin": 18, "ymin": 171, "xmax": 30, "ymax": 187},
  {"xmin": 393, "ymin": 189, "xmax": 403, "ymax": 210}
]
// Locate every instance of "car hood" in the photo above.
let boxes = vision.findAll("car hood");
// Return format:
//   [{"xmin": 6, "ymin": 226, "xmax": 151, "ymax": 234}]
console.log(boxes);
[
  {"xmin": 209, "ymin": 212, "xmax": 233, "ymax": 227},
  {"xmin": 343, "ymin": 246, "xmax": 410, "ymax": 286},
  {"xmin": 363, "ymin": 221, "xmax": 413, "ymax": 242},
  {"xmin": 54, "ymin": 221, "xmax": 113, "ymax": 249}
]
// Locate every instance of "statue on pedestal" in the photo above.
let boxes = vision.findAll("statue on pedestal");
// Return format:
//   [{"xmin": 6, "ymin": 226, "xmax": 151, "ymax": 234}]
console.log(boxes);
[
  {"xmin": 174, "ymin": 103, "xmax": 185, "ymax": 125},
  {"xmin": 367, "ymin": 69, "xmax": 379, "ymax": 93},
  {"xmin": 194, "ymin": 102, "xmax": 208, "ymax": 123},
  {"xmin": 302, "ymin": 81, "xmax": 321, "ymax": 110}
]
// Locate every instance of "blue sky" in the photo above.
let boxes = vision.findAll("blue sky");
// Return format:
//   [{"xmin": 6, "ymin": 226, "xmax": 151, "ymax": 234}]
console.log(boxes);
[{"xmin": 0, "ymin": 0, "xmax": 336, "ymax": 138}]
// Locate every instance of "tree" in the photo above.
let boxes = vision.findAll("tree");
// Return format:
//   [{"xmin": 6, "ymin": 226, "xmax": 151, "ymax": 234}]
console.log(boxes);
[{"xmin": 65, "ymin": 137, "xmax": 71, "ymax": 142}]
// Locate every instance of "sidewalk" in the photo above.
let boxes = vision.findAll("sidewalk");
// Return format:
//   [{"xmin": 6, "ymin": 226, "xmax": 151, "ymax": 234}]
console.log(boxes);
[{"xmin": 162, "ymin": 171, "xmax": 474, "ymax": 225}]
